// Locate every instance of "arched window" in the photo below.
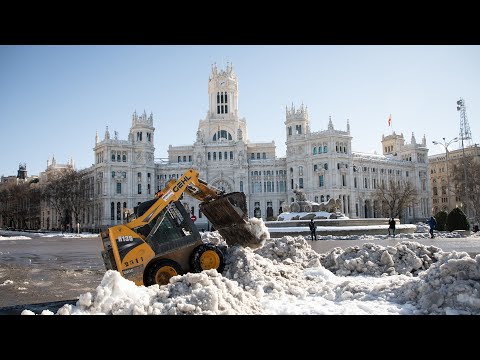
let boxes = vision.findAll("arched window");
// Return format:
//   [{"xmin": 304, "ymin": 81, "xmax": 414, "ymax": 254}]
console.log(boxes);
[
  {"xmin": 313, "ymin": 147, "xmax": 317, "ymax": 155},
  {"xmin": 122, "ymin": 153, "xmax": 126, "ymax": 162},
  {"xmin": 323, "ymin": 145, "xmax": 328, "ymax": 153},
  {"xmin": 117, "ymin": 202, "xmax": 121, "ymax": 221},
  {"xmin": 230, "ymin": 151, "xmax": 233, "ymax": 160},
  {"xmin": 321, "ymin": 195, "xmax": 325, "ymax": 202},
  {"xmin": 208, "ymin": 152, "xmax": 211, "ymax": 161},
  {"xmin": 326, "ymin": 195, "xmax": 330, "ymax": 201},
  {"xmin": 324, "ymin": 163, "xmax": 328, "ymax": 170},
  {"xmin": 318, "ymin": 146, "xmax": 322, "ymax": 154},
  {"xmin": 314, "ymin": 164, "xmax": 318, "ymax": 171},
  {"xmin": 213, "ymin": 152, "xmax": 217, "ymax": 160}
]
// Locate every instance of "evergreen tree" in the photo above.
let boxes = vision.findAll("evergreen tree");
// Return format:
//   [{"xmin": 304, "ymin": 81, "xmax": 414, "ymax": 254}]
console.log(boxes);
[
  {"xmin": 446, "ymin": 207, "xmax": 470, "ymax": 232},
  {"xmin": 434, "ymin": 210, "xmax": 448, "ymax": 231}
]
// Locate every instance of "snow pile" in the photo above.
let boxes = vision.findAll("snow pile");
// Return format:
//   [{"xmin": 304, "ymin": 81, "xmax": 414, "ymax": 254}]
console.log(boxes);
[
  {"xmin": 320, "ymin": 241, "xmax": 444, "ymax": 276},
  {"xmin": 393, "ymin": 252, "xmax": 480, "ymax": 314},
  {"xmin": 1, "ymin": 280, "xmax": 14, "ymax": 286},
  {"xmin": 51, "ymin": 269, "xmax": 264, "ymax": 315}
]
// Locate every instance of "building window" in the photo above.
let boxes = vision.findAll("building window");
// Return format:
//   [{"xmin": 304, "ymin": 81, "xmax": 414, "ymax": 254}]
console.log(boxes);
[
  {"xmin": 116, "ymin": 182, "xmax": 121, "ymax": 194},
  {"xmin": 111, "ymin": 151, "xmax": 115, "ymax": 162},
  {"xmin": 257, "ymin": 153, "xmax": 260, "ymax": 159},
  {"xmin": 112, "ymin": 171, "xmax": 115, "ymax": 178},
  {"xmin": 178, "ymin": 156, "xmax": 181, "ymax": 162},
  {"xmin": 262, "ymin": 152, "xmax": 266, "ymax": 159},
  {"xmin": 117, "ymin": 153, "xmax": 121, "ymax": 162},
  {"xmin": 111, "ymin": 202, "xmax": 114, "ymax": 220},
  {"xmin": 342, "ymin": 174, "xmax": 346, "ymax": 186},
  {"xmin": 295, "ymin": 125, "xmax": 302, "ymax": 134},
  {"xmin": 148, "ymin": 184, "xmax": 151, "ymax": 195},
  {"xmin": 299, "ymin": 166, "xmax": 303, "ymax": 176},
  {"xmin": 138, "ymin": 172, "xmax": 141, "ymax": 179},
  {"xmin": 117, "ymin": 202, "xmax": 121, "ymax": 221},
  {"xmin": 319, "ymin": 175, "xmax": 324, "ymax": 187},
  {"xmin": 323, "ymin": 145, "xmax": 328, "ymax": 153},
  {"xmin": 138, "ymin": 184, "xmax": 142, "ymax": 194},
  {"xmin": 324, "ymin": 163, "xmax": 328, "ymax": 170},
  {"xmin": 208, "ymin": 152, "xmax": 211, "ymax": 161},
  {"xmin": 183, "ymin": 156, "xmax": 186, "ymax": 162},
  {"xmin": 213, "ymin": 152, "xmax": 217, "ymax": 161},
  {"xmin": 240, "ymin": 181, "xmax": 243, "ymax": 192},
  {"xmin": 230, "ymin": 151, "xmax": 233, "ymax": 160},
  {"xmin": 326, "ymin": 195, "xmax": 330, "ymax": 201},
  {"xmin": 189, "ymin": 155, "xmax": 192, "ymax": 162},
  {"xmin": 288, "ymin": 127, "xmax": 292, "ymax": 136},
  {"xmin": 313, "ymin": 147, "xmax": 317, "ymax": 155}
]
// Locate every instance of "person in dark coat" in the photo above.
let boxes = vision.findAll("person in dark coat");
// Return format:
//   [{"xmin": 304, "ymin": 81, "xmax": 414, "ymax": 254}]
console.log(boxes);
[
  {"xmin": 309, "ymin": 219, "xmax": 317, "ymax": 240},
  {"xmin": 388, "ymin": 218, "xmax": 396, "ymax": 237},
  {"xmin": 427, "ymin": 216, "xmax": 437, "ymax": 239}
]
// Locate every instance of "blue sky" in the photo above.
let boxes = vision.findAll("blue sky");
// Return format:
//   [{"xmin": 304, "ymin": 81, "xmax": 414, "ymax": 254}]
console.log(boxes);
[{"xmin": 1, "ymin": 45, "xmax": 479, "ymax": 177}]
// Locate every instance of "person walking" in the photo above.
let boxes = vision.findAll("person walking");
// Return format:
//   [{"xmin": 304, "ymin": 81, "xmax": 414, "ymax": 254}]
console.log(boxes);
[
  {"xmin": 427, "ymin": 216, "xmax": 437, "ymax": 239},
  {"xmin": 388, "ymin": 217, "xmax": 396, "ymax": 237},
  {"xmin": 309, "ymin": 219, "xmax": 317, "ymax": 240}
]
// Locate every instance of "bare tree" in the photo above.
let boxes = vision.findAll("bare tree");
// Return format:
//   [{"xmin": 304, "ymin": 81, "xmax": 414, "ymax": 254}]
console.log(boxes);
[
  {"xmin": 0, "ymin": 182, "xmax": 16, "ymax": 228},
  {"xmin": 451, "ymin": 156, "xmax": 480, "ymax": 225},
  {"xmin": 42, "ymin": 172, "xmax": 70, "ymax": 231},
  {"xmin": 64, "ymin": 169, "xmax": 91, "ymax": 231},
  {"xmin": 373, "ymin": 179, "xmax": 420, "ymax": 221}
]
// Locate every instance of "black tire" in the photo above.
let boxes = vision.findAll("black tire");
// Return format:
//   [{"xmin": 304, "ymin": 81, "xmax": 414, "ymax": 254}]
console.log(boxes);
[
  {"xmin": 144, "ymin": 259, "xmax": 183, "ymax": 286},
  {"xmin": 190, "ymin": 243, "xmax": 225, "ymax": 274}
]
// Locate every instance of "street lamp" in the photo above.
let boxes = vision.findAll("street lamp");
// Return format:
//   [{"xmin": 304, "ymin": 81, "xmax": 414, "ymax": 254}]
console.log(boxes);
[{"xmin": 432, "ymin": 137, "xmax": 459, "ymax": 212}]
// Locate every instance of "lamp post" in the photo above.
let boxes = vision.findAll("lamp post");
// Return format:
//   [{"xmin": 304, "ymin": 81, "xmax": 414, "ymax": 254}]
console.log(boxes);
[
  {"xmin": 432, "ymin": 137, "xmax": 458, "ymax": 212},
  {"xmin": 457, "ymin": 98, "xmax": 470, "ymax": 217}
]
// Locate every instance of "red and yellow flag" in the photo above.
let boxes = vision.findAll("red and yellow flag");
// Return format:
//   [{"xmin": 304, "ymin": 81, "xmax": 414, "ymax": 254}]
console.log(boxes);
[{"xmin": 388, "ymin": 113, "xmax": 392, "ymax": 127}]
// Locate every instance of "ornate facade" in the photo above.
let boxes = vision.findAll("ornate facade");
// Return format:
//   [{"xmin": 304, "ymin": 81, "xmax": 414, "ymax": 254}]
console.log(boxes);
[{"xmin": 51, "ymin": 63, "xmax": 432, "ymax": 231}]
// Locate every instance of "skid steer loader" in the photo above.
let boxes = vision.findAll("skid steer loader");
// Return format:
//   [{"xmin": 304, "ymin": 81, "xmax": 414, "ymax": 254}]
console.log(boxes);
[{"xmin": 100, "ymin": 169, "xmax": 264, "ymax": 286}]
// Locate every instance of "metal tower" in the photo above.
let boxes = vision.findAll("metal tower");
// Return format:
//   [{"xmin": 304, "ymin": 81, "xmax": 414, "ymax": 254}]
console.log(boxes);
[{"xmin": 456, "ymin": 98, "xmax": 472, "ymax": 148}]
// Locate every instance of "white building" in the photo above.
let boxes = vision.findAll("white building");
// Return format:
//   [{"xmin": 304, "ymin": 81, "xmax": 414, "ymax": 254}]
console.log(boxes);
[{"xmin": 75, "ymin": 63, "xmax": 431, "ymax": 231}]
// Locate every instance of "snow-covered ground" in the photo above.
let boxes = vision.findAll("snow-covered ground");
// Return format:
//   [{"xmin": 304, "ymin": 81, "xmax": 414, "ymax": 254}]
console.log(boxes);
[{"xmin": 15, "ymin": 221, "xmax": 480, "ymax": 316}]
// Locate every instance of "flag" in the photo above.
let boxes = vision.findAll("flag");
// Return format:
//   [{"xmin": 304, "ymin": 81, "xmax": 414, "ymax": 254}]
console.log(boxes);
[{"xmin": 388, "ymin": 113, "xmax": 392, "ymax": 127}]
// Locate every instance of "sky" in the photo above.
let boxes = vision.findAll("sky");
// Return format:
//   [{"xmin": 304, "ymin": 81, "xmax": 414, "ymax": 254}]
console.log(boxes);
[
  {"xmin": 2, "ymin": 227, "xmax": 477, "ymax": 315},
  {"xmin": 1, "ymin": 45, "xmax": 479, "ymax": 178}
]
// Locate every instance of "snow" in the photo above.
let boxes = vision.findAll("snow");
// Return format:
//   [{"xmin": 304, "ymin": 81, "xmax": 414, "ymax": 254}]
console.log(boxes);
[
  {"xmin": 268, "ymin": 224, "xmax": 416, "ymax": 233},
  {"xmin": 19, "ymin": 224, "xmax": 480, "ymax": 315},
  {"xmin": 0, "ymin": 229, "xmax": 98, "ymax": 240},
  {"xmin": 278, "ymin": 211, "xmax": 349, "ymax": 221}
]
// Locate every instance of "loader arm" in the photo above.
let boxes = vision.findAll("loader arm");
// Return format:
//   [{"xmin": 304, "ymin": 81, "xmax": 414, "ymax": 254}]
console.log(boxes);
[
  {"xmin": 125, "ymin": 168, "xmax": 266, "ymax": 248},
  {"xmin": 127, "ymin": 169, "xmax": 221, "ymax": 231}
]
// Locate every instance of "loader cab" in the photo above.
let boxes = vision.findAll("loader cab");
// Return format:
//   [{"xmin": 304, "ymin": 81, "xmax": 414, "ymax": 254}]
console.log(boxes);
[{"xmin": 142, "ymin": 200, "xmax": 201, "ymax": 255}]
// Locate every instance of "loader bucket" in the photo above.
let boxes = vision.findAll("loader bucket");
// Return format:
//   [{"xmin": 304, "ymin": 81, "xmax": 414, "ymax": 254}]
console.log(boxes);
[{"xmin": 200, "ymin": 192, "xmax": 267, "ymax": 248}]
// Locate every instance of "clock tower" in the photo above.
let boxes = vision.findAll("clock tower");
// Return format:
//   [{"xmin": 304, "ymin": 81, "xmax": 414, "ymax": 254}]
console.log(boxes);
[{"xmin": 208, "ymin": 62, "xmax": 238, "ymax": 119}]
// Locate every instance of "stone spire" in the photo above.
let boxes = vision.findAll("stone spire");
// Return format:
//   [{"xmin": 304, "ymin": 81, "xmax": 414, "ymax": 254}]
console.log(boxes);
[{"xmin": 328, "ymin": 116, "xmax": 334, "ymax": 130}]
